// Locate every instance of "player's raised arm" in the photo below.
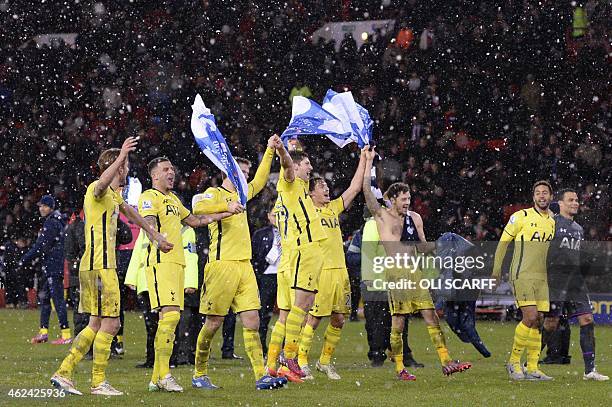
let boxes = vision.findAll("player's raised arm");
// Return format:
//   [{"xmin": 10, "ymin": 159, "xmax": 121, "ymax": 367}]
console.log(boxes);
[
  {"xmin": 362, "ymin": 147, "xmax": 383, "ymax": 218},
  {"xmin": 276, "ymin": 140, "xmax": 295, "ymax": 182},
  {"xmin": 94, "ymin": 137, "xmax": 137, "ymax": 199},
  {"xmin": 247, "ymin": 135, "xmax": 279, "ymax": 199},
  {"xmin": 119, "ymin": 202, "xmax": 173, "ymax": 253},
  {"xmin": 340, "ymin": 146, "xmax": 368, "ymax": 209},
  {"xmin": 193, "ymin": 189, "xmax": 244, "ymax": 216}
]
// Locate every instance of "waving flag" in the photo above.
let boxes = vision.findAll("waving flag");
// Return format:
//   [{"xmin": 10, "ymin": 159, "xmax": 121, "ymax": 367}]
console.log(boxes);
[
  {"xmin": 190, "ymin": 94, "xmax": 248, "ymax": 205},
  {"xmin": 281, "ymin": 96, "xmax": 354, "ymax": 147},
  {"xmin": 122, "ymin": 177, "xmax": 142, "ymax": 207},
  {"xmin": 322, "ymin": 89, "xmax": 373, "ymax": 147}
]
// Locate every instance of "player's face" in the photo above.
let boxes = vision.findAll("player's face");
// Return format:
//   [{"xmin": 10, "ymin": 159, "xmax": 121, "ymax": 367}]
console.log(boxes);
[
  {"xmin": 559, "ymin": 191, "xmax": 579, "ymax": 216},
  {"xmin": 391, "ymin": 192, "xmax": 410, "ymax": 215},
  {"xmin": 533, "ymin": 185, "xmax": 552, "ymax": 211},
  {"xmin": 294, "ymin": 157, "xmax": 313, "ymax": 181},
  {"xmin": 310, "ymin": 180, "xmax": 330, "ymax": 205},
  {"xmin": 239, "ymin": 163, "xmax": 251, "ymax": 180},
  {"xmin": 154, "ymin": 161, "xmax": 175, "ymax": 190}
]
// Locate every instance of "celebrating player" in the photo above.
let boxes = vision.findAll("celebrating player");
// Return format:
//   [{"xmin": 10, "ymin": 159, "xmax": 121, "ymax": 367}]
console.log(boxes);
[
  {"xmin": 297, "ymin": 147, "xmax": 367, "ymax": 380},
  {"xmin": 362, "ymin": 147, "xmax": 471, "ymax": 380},
  {"xmin": 190, "ymin": 135, "xmax": 287, "ymax": 390},
  {"xmin": 139, "ymin": 156, "xmax": 233, "ymax": 392},
  {"xmin": 51, "ymin": 137, "xmax": 173, "ymax": 396},
  {"xmin": 493, "ymin": 180, "xmax": 555, "ymax": 381},
  {"xmin": 268, "ymin": 142, "xmax": 327, "ymax": 379},
  {"xmin": 542, "ymin": 189, "xmax": 608, "ymax": 381}
]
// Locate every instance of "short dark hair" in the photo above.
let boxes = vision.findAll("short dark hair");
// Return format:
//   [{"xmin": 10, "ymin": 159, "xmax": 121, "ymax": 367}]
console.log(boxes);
[
  {"xmin": 309, "ymin": 176, "xmax": 325, "ymax": 192},
  {"xmin": 289, "ymin": 151, "xmax": 309, "ymax": 164},
  {"xmin": 148, "ymin": 157, "xmax": 171, "ymax": 175},
  {"xmin": 532, "ymin": 180, "xmax": 553, "ymax": 195},
  {"xmin": 97, "ymin": 148, "xmax": 121, "ymax": 173},
  {"xmin": 384, "ymin": 182, "xmax": 410, "ymax": 200},
  {"xmin": 556, "ymin": 188, "xmax": 577, "ymax": 201}
]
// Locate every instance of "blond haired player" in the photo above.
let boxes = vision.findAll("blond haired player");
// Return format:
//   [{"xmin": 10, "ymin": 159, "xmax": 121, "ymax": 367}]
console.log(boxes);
[{"xmin": 51, "ymin": 137, "xmax": 172, "ymax": 396}]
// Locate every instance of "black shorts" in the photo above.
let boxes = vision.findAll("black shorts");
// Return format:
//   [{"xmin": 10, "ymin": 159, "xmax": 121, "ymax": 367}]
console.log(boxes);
[{"xmin": 548, "ymin": 299, "xmax": 592, "ymax": 318}]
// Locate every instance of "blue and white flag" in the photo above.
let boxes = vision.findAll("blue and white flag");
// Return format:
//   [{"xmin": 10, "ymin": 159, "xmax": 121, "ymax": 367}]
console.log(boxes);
[
  {"xmin": 322, "ymin": 89, "xmax": 373, "ymax": 148},
  {"xmin": 190, "ymin": 94, "xmax": 249, "ymax": 205},
  {"xmin": 281, "ymin": 96, "xmax": 353, "ymax": 147}
]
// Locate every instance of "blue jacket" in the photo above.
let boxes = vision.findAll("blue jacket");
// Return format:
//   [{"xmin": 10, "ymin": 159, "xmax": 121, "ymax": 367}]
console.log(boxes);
[{"xmin": 21, "ymin": 210, "xmax": 66, "ymax": 277}]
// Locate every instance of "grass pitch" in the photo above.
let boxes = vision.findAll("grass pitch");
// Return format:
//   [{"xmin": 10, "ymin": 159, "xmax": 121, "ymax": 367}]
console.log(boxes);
[{"xmin": 0, "ymin": 309, "xmax": 610, "ymax": 406}]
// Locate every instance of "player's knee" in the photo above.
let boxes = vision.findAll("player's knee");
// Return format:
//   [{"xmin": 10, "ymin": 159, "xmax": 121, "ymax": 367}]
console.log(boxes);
[
  {"xmin": 330, "ymin": 313, "xmax": 345, "ymax": 328},
  {"xmin": 88, "ymin": 317, "xmax": 101, "ymax": 332},
  {"xmin": 240, "ymin": 311, "xmax": 260, "ymax": 330},
  {"xmin": 205, "ymin": 316, "xmax": 223, "ymax": 332}
]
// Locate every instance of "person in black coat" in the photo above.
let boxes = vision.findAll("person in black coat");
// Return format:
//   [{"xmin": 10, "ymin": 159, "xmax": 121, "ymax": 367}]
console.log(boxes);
[
  {"xmin": 20, "ymin": 195, "xmax": 71, "ymax": 344},
  {"xmin": 251, "ymin": 208, "xmax": 280, "ymax": 356}
]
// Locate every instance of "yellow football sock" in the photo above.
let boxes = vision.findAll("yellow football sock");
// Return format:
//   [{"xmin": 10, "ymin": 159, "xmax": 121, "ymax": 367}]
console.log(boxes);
[
  {"xmin": 283, "ymin": 307, "xmax": 307, "ymax": 359},
  {"xmin": 56, "ymin": 326, "xmax": 96, "ymax": 379},
  {"xmin": 298, "ymin": 324, "xmax": 315, "ymax": 367},
  {"xmin": 390, "ymin": 327, "xmax": 404, "ymax": 373},
  {"xmin": 61, "ymin": 328, "xmax": 72, "ymax": 340},
  {"xmin": 243, "ymin": 328, "xmax": 266, "ymax": 379},
  {"xmin": 319, "ymin": 324, "xmax": 342, "ymax": 365},
  {"xmin": 40, "ymin": 328, "xmax": 49, "ymax": 335},
  {"xmin": 194, "ymin": 324, "xmax": 215, "ymax": 378},
  {"xmin": 509, "ymin": 321, "xmax": 530, "ymax": 365},
  {"xmin": 92, "ymin": 331, "xmax": 113, "ymax": 387},
  {"xmin": 266, "ymin": 321, "xmax": 286, "ymax": 369},
  {"xmin": 116, "ymin": 335, "xmax": 123, "ymax": 343},
  {"xmin": 153, "ymin": 311, "xmax": 179, "ymax": 382},
  {"xmin": 427, "ymin": 325, "xmax": 451, "ymax": 365},
  {"xmin": 526, "ymin": 327, "xmax": 542, "ymax": 371}
]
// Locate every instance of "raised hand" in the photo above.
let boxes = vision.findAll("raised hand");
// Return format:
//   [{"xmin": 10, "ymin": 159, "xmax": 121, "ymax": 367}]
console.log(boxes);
[
  {"xmin": 268, "ymin": 134, "xmax": 282, "ymax": 149},
  {"xmin": 120, "ymin": 136, "xmax": 139, "ymax": 158},
  {"xmin": 365, "ymin": 146, "xmax": 376, "ymax": 161}
]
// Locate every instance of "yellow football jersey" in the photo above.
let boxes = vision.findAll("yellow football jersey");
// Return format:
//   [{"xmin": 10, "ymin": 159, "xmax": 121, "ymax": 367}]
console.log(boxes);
[
  {"xmin": 315, "ymin": 197, "xmax": 346, "ymax": 269},
  {"xmin": 192, "ymin": 147, "xmax": 274, "ymax": 261},
  {"xmin": 80, "ymin": 181, "xmax": 124, "ymax": 271},
  {"xmin": 276, "ymin": 168, "xmax": 326, "ymax": 247},
  {"xmin": 497, "ymin": 207, "xmax": 555, "ymax": 280},
  {"xmin": 138, "ymin": 188, "xmax": 191, "ymax": 266}
]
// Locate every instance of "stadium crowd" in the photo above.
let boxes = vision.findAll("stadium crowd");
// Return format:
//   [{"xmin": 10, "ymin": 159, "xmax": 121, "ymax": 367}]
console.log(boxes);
[{"xmin": 1, "ymin": 0, "xmax": 610, "ymax": 309}]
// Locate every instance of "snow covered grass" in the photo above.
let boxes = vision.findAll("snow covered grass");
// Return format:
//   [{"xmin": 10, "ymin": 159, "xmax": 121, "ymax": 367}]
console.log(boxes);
[{"xmin": 1, "ymin": 309, "xmax": 610, "ymax": 406}]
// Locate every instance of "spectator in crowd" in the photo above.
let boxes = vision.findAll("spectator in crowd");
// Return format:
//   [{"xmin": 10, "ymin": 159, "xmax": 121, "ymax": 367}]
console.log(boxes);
[{"xmin": 20, "ymin": 195, "xmax": 71, "ymax": 344}]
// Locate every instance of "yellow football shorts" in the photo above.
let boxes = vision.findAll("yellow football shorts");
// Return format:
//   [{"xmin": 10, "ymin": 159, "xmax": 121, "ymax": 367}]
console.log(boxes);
[
  {"xmin": 276, "ymin": 265, "xmax": 294, "ymax": 311},
  {"xmin": 289, "ymin": 242, "xmax": 323, "ymax": 293},
  {"xmin": 511, "ymin": 278, "xmax": 549, "ymax": 312},
  {"xmin": 200, "ymin": 259, "xmax": 260, "ymax": 316},
  {"xmin": 310, "ymin": 267, "xmax": 351, "ymax": 317},
  {"xmin": 79, "ymin": 268, "xmax": 120, "ymax": 317},
  {"xmin": 146, "ymin": 262, "xmax": 185, "ymax": 310},
  {"xmin": 386, "ymin": 266, "xmax": 434, "ymax": 315}
]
